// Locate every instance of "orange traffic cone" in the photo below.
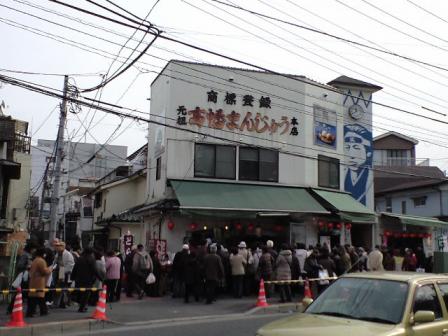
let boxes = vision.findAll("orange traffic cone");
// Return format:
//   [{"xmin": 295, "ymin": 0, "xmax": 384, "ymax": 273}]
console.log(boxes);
[
  {"xmin": 6, "ymin": 287, "xmax": 26, "ymax": 327},
  {"xmin": 255, "ymin": 279, "xmax": 269, "ymax": 307},
  {"xmin": 304, "ymin": 279, "xmax": 313, "ymax": 299},
  {"xmin": 91, "ymin": 285, "xmax": 108, "ymax": 321}
]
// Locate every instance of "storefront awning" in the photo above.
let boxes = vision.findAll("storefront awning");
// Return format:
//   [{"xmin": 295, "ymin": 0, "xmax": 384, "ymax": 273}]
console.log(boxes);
[
  {"xmin": 170, "ymin": 180, "xmax": 329, "ymax": 215},
  {"xmin": 310, "ymin": 188, "xmax": 376, "ymax": 223},
  {"xmin": 381, "ymin": 212, "xmax": 448, "ymax": 228}
]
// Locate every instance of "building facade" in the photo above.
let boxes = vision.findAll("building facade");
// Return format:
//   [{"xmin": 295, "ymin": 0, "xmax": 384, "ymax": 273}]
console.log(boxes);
[
  {"xmin": 90, "ymin": 145, "xmax": 147, "ymax": 251},
  {"xmin": 373, "ymin": 131, "xmax": 448, "ymax": 255},
  {"xmin": 140, "ymin": 61, "xmax": 381, "ymax": 254},
  {"xmin": 30, "ymin": 139, "xmax": 128, "ymax": 238}
]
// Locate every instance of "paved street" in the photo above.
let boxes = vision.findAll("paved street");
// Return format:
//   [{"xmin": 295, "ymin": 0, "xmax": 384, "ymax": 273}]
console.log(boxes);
[
  {"xmin": 0, "ymin": 294, "xmax": 301, "ymax": 335},
  {"xmin": 64, "ymin": 313, "xmax": 287, "ymax": 336}
]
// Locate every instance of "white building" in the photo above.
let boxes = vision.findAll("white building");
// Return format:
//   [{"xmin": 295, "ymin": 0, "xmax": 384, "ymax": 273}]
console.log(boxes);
[
  {"xmin": 30, "ymin": 139, "xmax": 128, "ymax": 239},
  {"xmin": 139, "ymin": 61, "xmax": 381, "ymax": 253}
]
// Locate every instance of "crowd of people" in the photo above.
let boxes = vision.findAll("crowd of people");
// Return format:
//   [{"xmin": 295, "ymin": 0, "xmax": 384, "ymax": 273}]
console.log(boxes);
[{"xmin": 9, "ymin": 237, "xmax": 433, "ymax": 317}]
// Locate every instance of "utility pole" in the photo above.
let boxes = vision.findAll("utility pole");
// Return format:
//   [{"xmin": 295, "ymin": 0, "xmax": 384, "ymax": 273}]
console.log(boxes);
[{"xmin": 49, "ymin": 75, "xmax": 69, "ymax": 242}]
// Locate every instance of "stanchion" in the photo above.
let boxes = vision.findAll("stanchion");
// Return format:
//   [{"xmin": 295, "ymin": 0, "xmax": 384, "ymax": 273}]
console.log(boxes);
[
  {"xmin": 255, "ymin": 279, "xmax": 269, "ymax": 307},
  {"xmin": 6, "ymin": 287, "xmax": 26, "ymax": 327},
  {"xmin": 304, "ymin": 279, "xmax": 313, "ymax": 299},
  {"xmin": 91, "ymin": 285, "xmax": 108, "ymax": 321}
]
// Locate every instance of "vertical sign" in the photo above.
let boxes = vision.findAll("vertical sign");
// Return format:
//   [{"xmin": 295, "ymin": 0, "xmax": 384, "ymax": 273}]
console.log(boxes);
[{"xmin": 123, "ymin": 234, "xmax": 134, "ymax": 256}]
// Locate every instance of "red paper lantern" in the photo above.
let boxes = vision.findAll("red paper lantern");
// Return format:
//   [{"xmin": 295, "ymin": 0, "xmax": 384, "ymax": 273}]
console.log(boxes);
[
  {"xmin": 402, "ymin": 233, "xmax": 409, "ymax": 238},
  {"xmin": 418, "ymin": 233, "xmax": 424, "ymax": 238},
  {"xmin": 189, "ymin": 223, "xmax": 198, "ymax": 231},
  {"xmin": 248, "ymin": 223, "xmax": 255, "ymax": 231},
  {"xmin": 235, "ymin": 223, "xmax": 243, "ymax": 231},
  {"xmin": 384, "ymin": 231, "xmax": 391, "ymax": 237},
  {"xmin": 327, "ymin": 223, "xmax": 334, "ymax": 230},
  {"xmin": 167, "ymin": 220, "xmax": 175, "ymax": 231},
  {"xmin": 318, "ymin": 221, "xmax": 325, "ymax": 228},
  {"xmin": 345, "ymin": 223, "xmax": 352, "ymax": 230},
  {"xmin": 336, "ymin": 223, "xmax": 342, "ymax": 230},
  {"xmin": 409, "ymin": 233, "xmax": 417, "ymax": 238},
  {"xmin": 394, "ymin": 233, "xmax": 401, "ymax": 238}
]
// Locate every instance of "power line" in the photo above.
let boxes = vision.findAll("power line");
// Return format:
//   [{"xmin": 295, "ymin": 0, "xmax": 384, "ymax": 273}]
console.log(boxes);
[
  {"xmin": 360, "ymin": 0, "xmax": 448, "ymax": 46},
  {"xmin": 7, "ymin": 3, "xmax": 448, "ymax": 146},
  {"xmin": 46, "ymin": 0, "xmax": 448, "ymax": 127},
  {"xmin": 406, "ymin": 0, "xmax": 448, "ymax": 26},
  {"xmin": 333, "ymin": 0, "xmax": 448, "ymax": 55},
  {"xmin": 257, "ymin": 0, "xmax": 448, "ymax": 98},
  {"xmin": 195, "ymin": 0, "xmax": 448, "ymax": 111},
  {"xmin": 207, "ymin": 0, "xmax": 448, "ymax": 73},
  {"xmin": 0, "ymin": 67, "xmax": 103, "ymax": 77},
  {"xmin": 13, "ymin": 0, "xmax": 448, "ymax": 123},
  {"xmin": 3, "ymin": 72, "xmax": 448, "ymax": 183}
]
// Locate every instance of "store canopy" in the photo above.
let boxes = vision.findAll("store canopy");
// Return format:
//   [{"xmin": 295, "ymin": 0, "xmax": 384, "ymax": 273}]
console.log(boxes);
[
  {"xmin": 170, "ymin": 180, "xmax": 329, "ymax": 215},
  {"xmin": 381, "ymin": 212, "xmax": 448, "ymax": 228},
  {"xmin": 310, "ymin": 188, "xmax": 376, "ymax": 223}
]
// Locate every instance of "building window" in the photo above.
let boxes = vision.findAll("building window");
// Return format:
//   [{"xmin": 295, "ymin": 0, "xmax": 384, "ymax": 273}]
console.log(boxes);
[
  {"xmin": 401, "ymin": 200, "xmax": 406, "ymax": 214},
  {"xmin": 156, "ymin": 157, "xmax": 161, "ymax": 180},
  {"xmin": 386, "ymin": 197, "xmax": 392, "ymax": 212},
  {"xmin": 94, "ymin": 192, "xmax": 102, "ymax": 209},
  {"xmin": 194, "ymin": 144, "xmax": 236, "ymax": 179},
  {"xmin": 413, "ymin": 196, "xmax": 427, "ymax": 207},
  {"xmin": 317, "ymin": 155, "xmax": 339, "ymax": 189},
  {"xmin": 239, "ymin": 148, "xmax": 278, "ymax": 182}
]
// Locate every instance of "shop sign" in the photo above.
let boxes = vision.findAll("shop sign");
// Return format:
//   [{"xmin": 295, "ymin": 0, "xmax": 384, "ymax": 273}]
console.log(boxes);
[
  {"xmin": 314, "ymin": 106, "xmax": 337, "ymax": 149},
  {"xmin": 123, "ymin": 234, "xmax": 134, "ymax": 256},
  {"xmin": 149, "ymin": 239, "xmax": 167, "ymax": 256},
  {"xmin": 176, "ymin": 90, "xmax": 298, "ymax": 136}
]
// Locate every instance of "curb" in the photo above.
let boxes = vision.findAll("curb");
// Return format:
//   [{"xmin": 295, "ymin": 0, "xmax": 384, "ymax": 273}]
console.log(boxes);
[
  {"xmin": 0, "ymin": 302, "xmax": 302, "ymax": 334},
  {"xmin": 0, "ymin": 318, "xmax": 118, "ymax": 336}
]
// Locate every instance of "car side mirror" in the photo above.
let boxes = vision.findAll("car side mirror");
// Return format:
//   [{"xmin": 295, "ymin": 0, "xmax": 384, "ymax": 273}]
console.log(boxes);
[
  {"xmin": 413, "ymin": 311, "xmax": 435, "ymax": 324},
  {"xmin": 302, "ymin": 297, "xmax": 314, "ymax": 310}
]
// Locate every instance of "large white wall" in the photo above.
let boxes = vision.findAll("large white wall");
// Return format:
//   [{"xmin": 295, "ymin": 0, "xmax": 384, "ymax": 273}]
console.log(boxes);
[{"xmin": 148, "ymin": 61, "xmax": 353, "ymax": 202}]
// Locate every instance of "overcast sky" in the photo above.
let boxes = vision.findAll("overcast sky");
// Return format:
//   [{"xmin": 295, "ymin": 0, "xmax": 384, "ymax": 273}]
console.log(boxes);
[{"xmin": 2, "ymin": 0, "xmax": 448, "ymax": 171}]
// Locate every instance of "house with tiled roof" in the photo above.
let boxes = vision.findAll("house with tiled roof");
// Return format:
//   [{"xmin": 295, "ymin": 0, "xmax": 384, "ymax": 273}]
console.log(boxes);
[{"xmin": 373, "ymin": 131, "xmax": 448, "ymax": 253}]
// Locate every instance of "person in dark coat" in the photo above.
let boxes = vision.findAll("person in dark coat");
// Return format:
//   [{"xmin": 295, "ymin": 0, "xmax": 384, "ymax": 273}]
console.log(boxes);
[
  {"xmin": 290, "ymin": 248, "xmax": 301, "ymax": 297},
  {"xmin": 203, "ymin": 244, "xmax": 224, "ymax": 304},
  {"xmin": 124, "ymin": 246, "xmax": 136, "ymax": 297},
  {"xmin": 148, "ymin": 250, "xmax": 161, "ymax": 297},
  {"xmin": 382, "ymin": 247, "xmax": 396, "ymax": 271},
  {"xmin": 71, "ymin": 247, "xmax": 98, "ymax": 313},
  {"xmin": 172, "ymin": 245, "xmax": 189, "ymax": 298},
  {"xmin": 304, "ymin": 249, "xmax": 321, "ymax": 298},
  {"xmin": 317, "ymin": 248, "xmax": 336, "ymax": 294},
  {"xmin": 184, "ymin": 251, "xmax": 200, "ymax": 303},
  {"xmin": 258, "ymin": 246, "xmax": 274, "ymax": 298}
]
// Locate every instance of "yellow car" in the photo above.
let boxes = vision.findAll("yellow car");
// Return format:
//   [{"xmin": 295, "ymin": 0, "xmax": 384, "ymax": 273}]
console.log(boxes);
[{"xmin": 257, "ymin": 272, "xmax": 448, "ymax": 336}]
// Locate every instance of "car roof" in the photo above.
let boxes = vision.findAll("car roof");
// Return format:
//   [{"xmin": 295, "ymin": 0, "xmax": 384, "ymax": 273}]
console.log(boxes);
[{"xmin": 341, "ymin": 272, "xmax": 448, "ymax": 283}]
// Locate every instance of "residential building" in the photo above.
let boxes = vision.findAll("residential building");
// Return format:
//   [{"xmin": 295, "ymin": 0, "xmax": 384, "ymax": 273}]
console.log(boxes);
[
  {"xmin": 373, "ymin": 131, "xmax": 448, "ymax": 254},
  {"xmin": 0, "ymin": 111, "xmax": 31, "ymax": 233},
  {"xmin": 138, "ymin": 60, "xmax": 381, "ymax": 254},
  {"xmin": 30, "ymin": 139, "xmax": 128, "ymax": 239},
  {"xmin": 90, "ymin": 145, "xmax": 147, "ymax": 251}
]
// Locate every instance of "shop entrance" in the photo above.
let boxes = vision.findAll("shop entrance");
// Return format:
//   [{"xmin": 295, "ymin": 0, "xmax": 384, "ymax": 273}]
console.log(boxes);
[{"xmin": 350, "ymin": 224, "xmax": 372, "ymax": 249}]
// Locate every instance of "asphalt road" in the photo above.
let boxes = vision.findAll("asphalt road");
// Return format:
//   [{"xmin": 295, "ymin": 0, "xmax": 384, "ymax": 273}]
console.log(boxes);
[{"xmin": 63, "ymin": 313, "xmax": 288, "ymax": 336}]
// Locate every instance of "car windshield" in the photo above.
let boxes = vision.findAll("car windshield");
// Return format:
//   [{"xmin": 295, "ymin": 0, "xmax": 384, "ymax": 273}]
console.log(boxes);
[{"xmin": 305, "ymin": 278, "xmax": 408, "ymax": 324}]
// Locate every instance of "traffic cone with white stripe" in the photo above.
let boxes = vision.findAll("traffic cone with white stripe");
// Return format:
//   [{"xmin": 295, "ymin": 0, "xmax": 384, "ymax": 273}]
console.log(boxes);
[
  {"xmin": 304, "ymin": 279, "xmax": 313, "ymax": 299},
  {"xmin": 255, "ymin": 279, "xmax": 269, "ymax": 307},
  {"xmin": 91, "ymin": 285, "xmax": 108, "ymax": 321},
  {"xmin": 6, "ymin": 287, "xmax": 26, "ymax": 327}
]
